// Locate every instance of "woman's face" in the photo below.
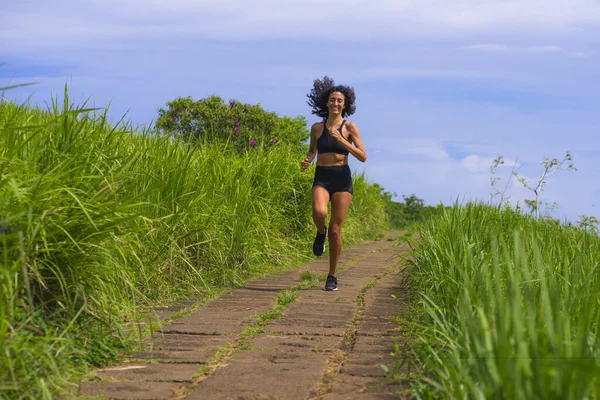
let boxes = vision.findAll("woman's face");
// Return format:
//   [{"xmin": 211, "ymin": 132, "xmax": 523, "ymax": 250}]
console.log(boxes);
[{"xmin": 328, "ymin": 91, "xmax": 345, "ymax": 115}]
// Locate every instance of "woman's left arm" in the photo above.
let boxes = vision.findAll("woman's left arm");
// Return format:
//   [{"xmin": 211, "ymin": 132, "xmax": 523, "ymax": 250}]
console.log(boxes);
[{"xmin": 340, "ymin": 122, "xmax": 367, "ymax": 162}]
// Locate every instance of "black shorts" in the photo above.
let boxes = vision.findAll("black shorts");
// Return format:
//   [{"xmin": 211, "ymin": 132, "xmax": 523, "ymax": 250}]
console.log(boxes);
[{"xmin": 313, "ymin": 165, "xmax": 353, "ymax": 196}]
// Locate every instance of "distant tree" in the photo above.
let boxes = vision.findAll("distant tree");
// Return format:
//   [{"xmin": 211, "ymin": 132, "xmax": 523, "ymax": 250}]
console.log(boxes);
[
  {"xmin": 156, "ymin": 95, "xmax": 310, "ymax": 152},
  {"xmin": 384, "ymin": 193, "xmax": 446, "ymax": 229},
  {"xmin": 403, "ymin": 194, "xmax": 425, "ymax": 221}
]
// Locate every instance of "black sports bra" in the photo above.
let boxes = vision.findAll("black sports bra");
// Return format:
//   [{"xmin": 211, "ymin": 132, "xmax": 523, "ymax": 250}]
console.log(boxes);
[{"xmin": 317, "ymin": 120, "xmax": 349, "ymax": 156}]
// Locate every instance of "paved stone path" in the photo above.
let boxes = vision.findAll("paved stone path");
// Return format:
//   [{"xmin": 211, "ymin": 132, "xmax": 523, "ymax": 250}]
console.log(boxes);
[{"xmin": 78, "ymin": 233, "xmax": 411, "ymax": 399}]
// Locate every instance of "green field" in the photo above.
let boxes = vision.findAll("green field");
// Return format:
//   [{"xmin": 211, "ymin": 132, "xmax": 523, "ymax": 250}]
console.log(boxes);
[{"xmin": 401, "ymin": 203, "xmax": 600, "ymax": 399}]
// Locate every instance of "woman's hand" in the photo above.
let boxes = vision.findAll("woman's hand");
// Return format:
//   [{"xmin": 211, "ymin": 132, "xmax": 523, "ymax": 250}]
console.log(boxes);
[
  {"xmin": 301, "ymin": 151, "xmax": 315, "ymax": 172},
  {"xmin": 300, "ymin": 157, "xmax": 311, "ymax": 172},
  {"xmin": 328, "ymin": 126, "xmax": 344, "ymax": 143}
]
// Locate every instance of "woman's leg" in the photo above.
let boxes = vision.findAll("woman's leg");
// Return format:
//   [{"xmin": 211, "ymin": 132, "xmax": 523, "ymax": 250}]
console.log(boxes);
[
  {"xmin": 328, "ymin": 191, "xmax": 353, "ymax": 277},
  {"xmin": 312, "ymin": 186, "xmax": 330, "ymax": 234}
]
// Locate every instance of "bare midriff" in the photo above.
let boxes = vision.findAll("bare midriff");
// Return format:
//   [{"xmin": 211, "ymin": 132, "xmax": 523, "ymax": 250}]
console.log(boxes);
[{"xmin": 316, "ymin": 153, "xmax": 348, "ymax": 167}]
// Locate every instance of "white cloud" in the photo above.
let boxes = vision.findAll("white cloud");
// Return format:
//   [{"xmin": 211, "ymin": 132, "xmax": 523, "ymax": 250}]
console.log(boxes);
[
  {"xmin": 461, "ymin": 155, "xmax": 521, "ymax": 173},
  {"xmin": 571, "ymin": 51, "xmax": 596, "ymax": 58},
  {"xmin": 363, "ymin": 152, "xmax": 593, "ymax": 222},
  {"xmin": 2, "ymin": 0, "xmax": 600, "ymax": 52},
  {"xmin": 461, "ymin": 154, "xmax": 497, "ymax": 173},
  {"xmin": 462, "ymin": 44, "xmax": 510, "ymax": 52},
  {"xmin": 367, "ymin": 139, "xmax": 450, "ymax": 160},
  {"xmin": 366, "ymin": 157, "xmax": 493, "ymax": 205},
  {"xmin": 364, "ymin": 67, "xmax": 505, "ymax": 80},
  {"xmin": 528, "ymin": 46, "xmax": 564, "ymax": 53},
  {"xmin": 409, "ymin": 145, "xmax": 450, "ymax": 160},
  {"xmin": 462, "ymin": 44, "xmax": 564, "ymax": 53}
]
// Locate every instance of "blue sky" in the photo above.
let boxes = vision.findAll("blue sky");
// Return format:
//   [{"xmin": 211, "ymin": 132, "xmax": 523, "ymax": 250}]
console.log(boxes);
[{"xmin": 2, "ymin": 0, "xmax": 599, "ymax": 223}]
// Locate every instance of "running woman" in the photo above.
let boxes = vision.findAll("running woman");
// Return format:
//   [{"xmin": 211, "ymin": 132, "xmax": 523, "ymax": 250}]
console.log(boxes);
[{"xmin": 301, "ymin": 76, "xmax": 367, "ymax": 291}]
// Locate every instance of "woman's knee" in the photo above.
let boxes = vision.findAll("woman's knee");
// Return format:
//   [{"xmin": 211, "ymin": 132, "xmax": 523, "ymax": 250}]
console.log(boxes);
[
  {"xmin": 328, "ymin": 224, "xmax": 342, "ymax": 240},
  {"xmin": 312, "ymin": 207, "xmax": 327, "ymax": 220}
]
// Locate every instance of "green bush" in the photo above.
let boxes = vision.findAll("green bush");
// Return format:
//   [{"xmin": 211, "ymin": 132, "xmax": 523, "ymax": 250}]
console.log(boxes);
[{"xmin": 156, "ymin": 95, "xmax": 310, "ymax": 152}]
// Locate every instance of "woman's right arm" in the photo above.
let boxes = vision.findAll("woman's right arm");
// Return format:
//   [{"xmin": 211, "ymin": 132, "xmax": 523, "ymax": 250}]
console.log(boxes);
[{"xmin": 301, "ymin": 123, "xmax": 319, "ymax": 172}]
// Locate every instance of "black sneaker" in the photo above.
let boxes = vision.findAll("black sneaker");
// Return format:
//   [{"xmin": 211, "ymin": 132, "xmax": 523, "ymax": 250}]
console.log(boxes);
[
  {"xmin": 312, "ymin": 227, "xmax": 327, "ymax": 256},
  {"xmin": 325, "ymin": 274, "xmax": 338, "ymax": 291}
]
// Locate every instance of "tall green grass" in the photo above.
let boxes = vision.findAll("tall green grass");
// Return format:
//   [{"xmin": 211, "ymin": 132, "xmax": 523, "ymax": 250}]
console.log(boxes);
[
  {"xmin": 405, "ymin": 203, "xmax": 600, "ymax": 399},
  {"xmin": 0, "ymin": 92, "xmax": 388, "ymax": 398}
]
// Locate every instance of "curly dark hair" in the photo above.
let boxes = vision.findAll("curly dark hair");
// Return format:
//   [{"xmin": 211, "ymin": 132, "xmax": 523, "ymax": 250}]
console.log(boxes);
[{"xmin": 306, "ymin": 76, "xmax": 356, "ymax": 119}]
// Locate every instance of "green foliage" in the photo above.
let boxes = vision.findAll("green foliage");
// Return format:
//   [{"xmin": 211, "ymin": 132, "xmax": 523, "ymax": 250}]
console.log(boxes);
[
  {"xmin": 381, "ymin": 192, "xmax": 447, "ymax": 229},
  {"xmin": 402, "ymin": 203, "xmax": 600, "ymax": 399},
  {"xmin": 0, "ymin": 89, "xmax": 389, "ymax": 398},
  {"xmin": 343, "ymin": 177, "xmax": 389, "ymax": 241},
  {"xmin": 155, "ymin": 95, "xmax": 310, "ymax": 152},
  {"xmin": 577, "ymin": 215, "xmax": 599, "ymax": 233}
]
